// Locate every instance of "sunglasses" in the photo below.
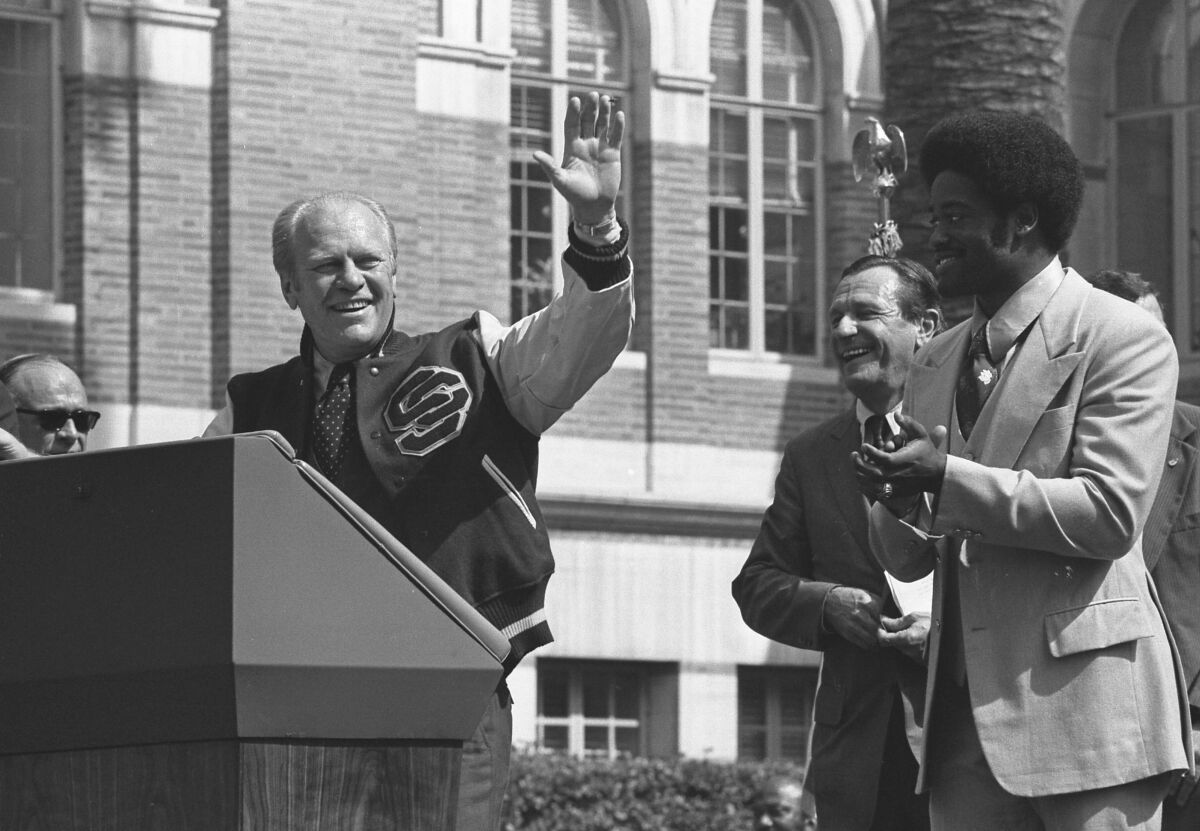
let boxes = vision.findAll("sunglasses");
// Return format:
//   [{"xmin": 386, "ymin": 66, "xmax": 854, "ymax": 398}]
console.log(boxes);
[{"xmin": 16, "ymin": 408, "xmax": 102, "ymax": 433}]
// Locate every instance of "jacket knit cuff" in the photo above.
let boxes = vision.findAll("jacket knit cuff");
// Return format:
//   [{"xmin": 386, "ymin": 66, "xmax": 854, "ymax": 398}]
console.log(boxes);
[
  {"xmin": 477, "ymin": 578, "xmax": 554, "ymax": 672},
  {"xmin": 564, "ymin": 218, "xmax": 632, "ymax": 291}
]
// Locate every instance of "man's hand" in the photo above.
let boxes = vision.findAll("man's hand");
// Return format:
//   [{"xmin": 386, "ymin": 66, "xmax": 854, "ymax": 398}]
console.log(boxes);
[
  {"xmin": 0, "ymin": 427, "xmax": 31, "ymax": 460},
  {"xmin": 532, "ymin": 92, "xmax": 624, "ymax": 225},
  {"xmin": 823, "ymin": 586, "xmax": 884, "ymax": 650},
  {"xmin": 1166, "ymin": 726, "xmax": 1200, "ymax": 806},
  {"xmin": 853, "ymin": 414, "xmax": 948, "ymax": 501},
  {"xmin": 879, "ymin": 612, "xmax": 930, "ymax": 664}
]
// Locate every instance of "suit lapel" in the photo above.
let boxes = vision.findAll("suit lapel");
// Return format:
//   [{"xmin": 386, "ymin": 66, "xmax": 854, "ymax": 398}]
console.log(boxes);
[
  {"xmin": 824, "ymin": 410, "xmax": 871, "ymax": 557},
  {"xmin": 969, "ymin": 270, "xmax": 1088, "ymax": 469},
  {"xmin": 907, "ymin": 324, "xmax": 966, "ymax": 435}
]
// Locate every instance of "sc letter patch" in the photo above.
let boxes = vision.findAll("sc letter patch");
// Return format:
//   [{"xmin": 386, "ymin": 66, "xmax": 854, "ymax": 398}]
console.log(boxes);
[{"xmin": 385, "ymin": 366, "xmax": 473, "ymax": 456}]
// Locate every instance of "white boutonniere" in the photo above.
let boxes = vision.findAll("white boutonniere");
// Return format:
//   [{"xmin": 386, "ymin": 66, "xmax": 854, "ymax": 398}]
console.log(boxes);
[{"xmin": 977, "ymin": 368, "xmax": 995, "ymax": 386}]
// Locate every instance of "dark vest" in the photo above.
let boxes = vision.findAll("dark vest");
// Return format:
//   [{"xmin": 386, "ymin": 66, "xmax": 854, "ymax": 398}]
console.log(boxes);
[{"xmin": 226, "ymin": 316, "xmax": 555, "ymax": 667}]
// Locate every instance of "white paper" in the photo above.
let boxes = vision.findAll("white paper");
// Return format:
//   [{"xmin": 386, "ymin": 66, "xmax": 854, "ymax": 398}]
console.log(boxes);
[{"xmin": 884, "ymin": 570, "xmax": 933, "ymax": 617}]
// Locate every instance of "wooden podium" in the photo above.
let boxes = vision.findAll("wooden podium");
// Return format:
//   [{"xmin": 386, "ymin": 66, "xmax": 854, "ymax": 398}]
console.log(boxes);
[{"xmin": 0, "ymin": 433, "xmax": 509, "ymax": 830}]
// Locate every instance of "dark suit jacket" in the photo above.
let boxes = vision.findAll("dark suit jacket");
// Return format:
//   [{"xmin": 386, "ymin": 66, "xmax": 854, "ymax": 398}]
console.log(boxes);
[
  {"xmin": 732, "ymin": 408, "xmax": 924, "ymax": 830},
  {"xmin": 1144, "ymin": 401, "xmax": 1200, "ymax": 716},
  {"xmin": 1145, "ymin": 402, "xmax": 1200, "ymax": 830},
  {"xmin": 0, "ymin": 383, "xmax": 16, "ymax": 433}
]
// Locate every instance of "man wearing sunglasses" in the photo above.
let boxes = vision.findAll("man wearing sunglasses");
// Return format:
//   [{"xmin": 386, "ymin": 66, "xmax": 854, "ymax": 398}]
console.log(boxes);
[{"xmin": 0, "ymin": 354, "xmax": 99, "ymax": 458}]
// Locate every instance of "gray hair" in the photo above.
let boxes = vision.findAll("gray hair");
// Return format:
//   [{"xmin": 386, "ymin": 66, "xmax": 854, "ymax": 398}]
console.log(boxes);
[{"xmin": 271, "ymin": 191, "xmax": 399, "ymax": 279}]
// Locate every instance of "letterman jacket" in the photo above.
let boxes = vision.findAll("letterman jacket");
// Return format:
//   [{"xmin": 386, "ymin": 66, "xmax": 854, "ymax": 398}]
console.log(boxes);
[{"xmin": 206, "ymin": 238, "xmax": 633, "ymax": 668}]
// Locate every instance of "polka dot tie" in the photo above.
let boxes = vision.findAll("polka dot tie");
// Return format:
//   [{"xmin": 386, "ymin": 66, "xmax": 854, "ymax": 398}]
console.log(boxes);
[
  {"xmin": 955, "ymin": 326, "xmax": 999, "ymax": 440},
  {"xmin": 313, "ymin": 363, "xmax": 356, "ymax": 484}
]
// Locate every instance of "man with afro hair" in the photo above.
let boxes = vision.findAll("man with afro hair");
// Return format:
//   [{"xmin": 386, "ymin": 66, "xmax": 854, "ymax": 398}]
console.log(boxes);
[{"xmin": 853, "ymin": 110, "xmax": 1193, "ymax": 830}]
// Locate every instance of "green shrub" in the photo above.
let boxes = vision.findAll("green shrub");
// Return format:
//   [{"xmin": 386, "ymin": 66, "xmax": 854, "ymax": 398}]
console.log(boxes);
[{"xmin": 502, "ymin": 753, "xmax": 805, "ymax": 831}]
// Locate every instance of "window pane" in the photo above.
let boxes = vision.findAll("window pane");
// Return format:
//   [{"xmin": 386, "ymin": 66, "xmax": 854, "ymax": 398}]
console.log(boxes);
[
  {"xmin": 764, "ymin": 309, "xmax": 791, "ymax": 352},
  {"xmin": 1117, "ymin": 0, "xmax": 1176, "ymax": 107},
  {"xmin": 527, "ymin": 185, "xmax": 552, "ymax": 233},
  {"xmin": 584, "ymin": 724, "xmax": 609, "ymax": 753},
  {"xmin": 511, "ymin": 85, "xmax": 552, "ymax": 151},
  {"xmin": 583, "ymin": 672, "xmax": 609, "ymax": 718},
  {"xmin": 723, "ymin": 208, "xmax": 748, "ymax": 252},
  {"xmin": 764, "ymin": 261, "xmax": 788, "ymax": 305},
  {"xmin": 762, "ymin": 0, "xmax": 815, "ymax": 104},
  {"xmin": 762, "ymin": 118, "xmax": 790, "ymax": 162},
  {"xmin": 509, "ymin": 185, "xmax": 524, "ymax": 232},
  {"xmin": 710, "ymin": 110, "xmax": 749, "ymax": 200},
  {"xmin": 780, "ymin": 728, "xmax": 807, "ymax": 762},
  {"xmin": 614, "ymin": 673, "xmax": 639, "ymax": 719},
  {"xmin": 763, "ymin": 213, "xmax": 788, "ymax": 258},
  {"xmin": 541, "ymin": 724, "xmax": 569, "ymax": 751},
  {"xmin": 721, "ymin": 110, "xmax": 749, "ymax": 156},
  {"xmin": 739, "ymin": 672, "xmax": 766, "ymax": 725},
  {"xmin": 615, "ymin": 726, "xmax": 639, "ymax": 755},
  {"xmin": 1190, "ymin": 109, "xmax": 1200, "ymax": 347},
  {"xmin": 0, "ymin": 74, "xmax": 19, "ymax": 126},
  {"xmin": 722, "ymin": 306, "xmax": 749, "ymax": 349},
  {"xmin": 739, "ymin": 727, "xmax": 767, "ymax": 761},
  {"xmin": 711, "ymin": 0, "xmax": 747, "ymax": 97},
  {"xmin": 763, "ymin": 161, "xmax": 790, "ymax": 201},
  {"xmin": 540, "ymin": 668, "xmax": 570, "ymax": 718},
  {"xmin": 0, "ymin": 237, "xmax": 16, "ymax": 289},
  {"xmin": 0, "ymin": 23, "xmax": 15, "ymax": 70},
  {"xmin": 1190, "ymin": 0, "xmax": 1200, "ymax": 102},
  {"xmin": 779, "ymin": 685, "xmax": 809, "ymax": 726},
  {"xmin": 568, "ymin": 0, "xmax": 624, "ymax": 82},
  {"xmin": 724, "ymin": 258, "xmax": 749, "ymax": 301},
  {"xmin": 1116, "ymin": 116, "xmax": 1173, "ymax": 332},
  {"xmin": 512, "ymin": 0, "xmax": 553, "ymax": 74}
]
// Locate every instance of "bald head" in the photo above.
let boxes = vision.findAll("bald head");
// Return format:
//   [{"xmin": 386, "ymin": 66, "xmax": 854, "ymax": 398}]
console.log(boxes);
[{"xmin": 0, "ymin": 355, "xmax": 94, "ymax": 455}]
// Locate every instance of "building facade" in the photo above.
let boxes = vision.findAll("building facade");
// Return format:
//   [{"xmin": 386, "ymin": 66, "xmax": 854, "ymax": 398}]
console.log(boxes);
[{"xmin": 0, "ymin": 0, "xmax": 1192, "ymax": 760}]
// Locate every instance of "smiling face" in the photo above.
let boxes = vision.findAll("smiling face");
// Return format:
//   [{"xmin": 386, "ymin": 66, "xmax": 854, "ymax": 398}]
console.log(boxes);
[
  {"xmin": 928, "ymin": 169, "xmax": 1023, "ymax": 303},
  {"xmin": 281, "ymin": 198, "xmax": 397, "ymax": 364},
  {"xmin": 829, "ymin": 265, "xmax": 936, "ymax": 413}
]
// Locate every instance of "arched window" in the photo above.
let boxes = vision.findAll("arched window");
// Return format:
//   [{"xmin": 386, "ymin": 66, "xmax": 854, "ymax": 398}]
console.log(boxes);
[
  {"xmin": 1112, "ymin": 0, "xmax": 1200, "ymax": 348},
  {"xmin": 0, "ymin": 9, "xmax": 56, "ymax": 296},
  {"xmin": 510, "ymin": 0, "xmax": 628, "ymax": 320},
  {"xmin": 709, "ymin": 0, "xmax": 821, "ymax": 356}
]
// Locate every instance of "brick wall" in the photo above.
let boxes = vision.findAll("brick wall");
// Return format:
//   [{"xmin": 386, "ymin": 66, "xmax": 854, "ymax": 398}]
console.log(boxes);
[
  {"xmin": 73, "ymin": 75, "xmax": 135, "ymax": 406},
  {"xmin": 0, "ymin": 313, "xmax": 75, "ymax": 366},
  {"xmin": 640, "ymin": 139, "xmax": 711, "ymax": 447},
  {"xmin": 215, "ymin": 0, "xmax": 422, "ymax": 376},
  {"xmin": 58, "ymin": 73, "xmax": 213, "ymax": 411},
  {"xmin": 409, "ymin": 112, "xmax": 509, "ymax": 333},
  {"xmin": 131, "ymin": 81, "xmax": 212, "ymax": 409}
]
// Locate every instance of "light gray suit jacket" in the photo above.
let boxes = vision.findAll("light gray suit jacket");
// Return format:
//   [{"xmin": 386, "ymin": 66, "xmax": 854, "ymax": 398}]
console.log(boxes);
[{"xmin": 870, "ymin": 269, "xmax": 1192, "ymax": 797}]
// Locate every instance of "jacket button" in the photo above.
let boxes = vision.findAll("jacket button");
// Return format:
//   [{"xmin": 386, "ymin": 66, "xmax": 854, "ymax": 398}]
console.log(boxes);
[
  {"xmin": 370, "ymin": 431, "xmax": 381, "ymax": 439},
  {"xmin": 369, "ymin": 366, "xmax": 380, "ymax": 376},
  {"xmin": 934, "ymin": 619, "xmax": 942, "ymax": 629},
  {"xmin": 1168, "ymin": 457, "xmax": 1179, "ymax": 467}
]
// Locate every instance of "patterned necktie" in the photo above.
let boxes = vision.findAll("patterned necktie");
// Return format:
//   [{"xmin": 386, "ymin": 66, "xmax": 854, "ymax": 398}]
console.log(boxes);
[
  {"xmin": 313, "ymin": 363, "xmax": 356, "ymax": 484},
  {"xmin": 956, "ymin": 326, "xmax": 1000, "ymax": 440}
]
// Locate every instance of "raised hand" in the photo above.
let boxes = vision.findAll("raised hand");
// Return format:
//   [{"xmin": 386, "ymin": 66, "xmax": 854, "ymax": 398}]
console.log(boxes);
[{"xmin": 532, "ymin": 92, "xmax": 624, "ymax": 225}]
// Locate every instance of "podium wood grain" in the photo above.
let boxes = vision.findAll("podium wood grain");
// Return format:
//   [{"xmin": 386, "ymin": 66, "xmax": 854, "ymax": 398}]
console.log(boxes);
[{"xmin": 0, "ymin": 740, "xmax": 460, "ymax": 830}]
